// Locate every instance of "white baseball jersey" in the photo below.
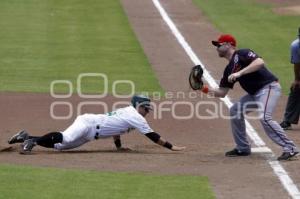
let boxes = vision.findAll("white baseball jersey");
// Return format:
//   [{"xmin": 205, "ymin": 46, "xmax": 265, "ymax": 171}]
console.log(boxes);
[
  {"xmin": 54, "ymin": 106, "xmax": 153, "ymax": 150},
  {"xmin": 95, "ymin": 106, "xmax": 153, "ymax": 136}
]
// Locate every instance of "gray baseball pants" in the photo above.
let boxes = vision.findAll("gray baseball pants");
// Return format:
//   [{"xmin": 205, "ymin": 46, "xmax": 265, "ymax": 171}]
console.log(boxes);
[{"xmin": 229, "ymin": 82, "xmax": 298, "ymax": 153}]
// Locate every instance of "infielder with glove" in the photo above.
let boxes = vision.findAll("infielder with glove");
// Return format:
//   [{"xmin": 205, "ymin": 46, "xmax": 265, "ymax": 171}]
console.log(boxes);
[
  {"xmin": 189, "ymin": 34, "xmax": 299, "ymax": 161},
  {"xmin": 8, "ymin": 95, "xmax": 185, "ymax": 154}
]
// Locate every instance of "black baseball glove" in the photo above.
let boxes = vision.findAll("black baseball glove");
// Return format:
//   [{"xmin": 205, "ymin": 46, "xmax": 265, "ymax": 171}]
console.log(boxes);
[{"xmin": 189, "ymin": 65, "xmax": 204, "ymax": 90}]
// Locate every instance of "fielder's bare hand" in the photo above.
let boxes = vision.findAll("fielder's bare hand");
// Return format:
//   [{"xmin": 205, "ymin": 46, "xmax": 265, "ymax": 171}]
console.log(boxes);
[{"xmin": 228, "ymin": 72, "xmax": 241, "ymax": 83}]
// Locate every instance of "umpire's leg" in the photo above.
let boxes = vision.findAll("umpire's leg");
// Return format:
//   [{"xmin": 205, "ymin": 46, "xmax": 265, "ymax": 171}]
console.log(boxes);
[{"xmin": 283, "ymin": 87, "xmax": 300, "ymax": 124}]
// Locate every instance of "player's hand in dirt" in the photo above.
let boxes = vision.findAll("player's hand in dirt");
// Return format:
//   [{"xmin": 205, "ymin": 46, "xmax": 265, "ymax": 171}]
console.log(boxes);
[{"xmin": 171, "ymin": 145, "xmax": 186, "ymax": 151}]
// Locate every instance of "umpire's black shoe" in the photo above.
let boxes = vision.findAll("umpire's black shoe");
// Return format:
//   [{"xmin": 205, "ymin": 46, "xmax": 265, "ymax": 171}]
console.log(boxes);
[
  {"xmin": 225, "ymin": 148, "xmax": 251, "ymax": 157},
  {"xmin": 8, "ymin": 130, "xmax": 29, "ymax": 144},
  {"xmin": 280, "ymin": 121, "xmax": 292, "ymax": 130},
  {"xmin": 277, "ymin": 151, "xmax": 299, "ymax": 161},
  {"xmin": 20, "ymin": 139, "xmax": 36, "ymax": 155}
]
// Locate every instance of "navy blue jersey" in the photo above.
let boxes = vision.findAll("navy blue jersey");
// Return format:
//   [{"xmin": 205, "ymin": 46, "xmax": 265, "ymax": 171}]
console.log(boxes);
[{"xmin": 219, "ymin": 49, "xmax": 278, "ymax": 95}]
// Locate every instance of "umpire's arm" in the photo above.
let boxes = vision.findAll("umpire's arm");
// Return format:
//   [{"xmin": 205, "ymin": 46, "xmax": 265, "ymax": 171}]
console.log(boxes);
[{"xmin": 145, "ymin": 132, "xmax": 185, "ymax": 151}]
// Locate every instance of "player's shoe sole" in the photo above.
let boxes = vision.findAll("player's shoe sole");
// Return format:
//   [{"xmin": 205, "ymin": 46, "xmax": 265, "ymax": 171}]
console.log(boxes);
[
  {"xmin": 19, "ymin": 139, "xmax": 36, "ymax": 155},
  {"xmin": 277, "ymin": 151, "xmax": 299, "ymax": 161},
  {"xmin": 8, "ymin": 130, "xmax": 28, "ymax": 144}
]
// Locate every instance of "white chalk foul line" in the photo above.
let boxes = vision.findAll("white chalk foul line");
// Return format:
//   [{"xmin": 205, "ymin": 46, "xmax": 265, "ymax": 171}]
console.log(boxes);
[
  {"xmin": 152, "ymin": 0, "xmax": 300, "ymax": 198},
  {"xmin": 251, "ymin": 147, "xmax": 272, "ymax": 153}
]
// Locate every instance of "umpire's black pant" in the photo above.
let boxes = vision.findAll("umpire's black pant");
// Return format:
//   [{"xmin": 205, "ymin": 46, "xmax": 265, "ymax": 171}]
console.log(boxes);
[{"xmin": 283, "ymin": 87, "xmax": 300, "ymax": 124}]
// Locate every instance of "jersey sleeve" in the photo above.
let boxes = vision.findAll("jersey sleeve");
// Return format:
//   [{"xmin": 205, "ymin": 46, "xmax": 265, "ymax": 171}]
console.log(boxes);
[
  {"xmin": 126, "ymin": 113, "xmax": 154, "ymax": 134},
  {"xmin": 238, "ymin": 49, "xmax": 259, "ymax": 66},
  {"xmin": 219, "ymin": 67, "xmax": 234, "ymax": 89}
]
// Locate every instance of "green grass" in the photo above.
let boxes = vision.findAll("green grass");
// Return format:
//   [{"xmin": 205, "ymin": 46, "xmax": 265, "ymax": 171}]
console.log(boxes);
[
  {"xmin": 192, "ymin": 0, "xmax": 299, "ymax": 94},
  {"xmin": 0, "ymin": 0, "xmax": 163, "ymax": 94},
  {"xmin": 0, "ymin": 164, "xmax": 215, "ymax": 199}
]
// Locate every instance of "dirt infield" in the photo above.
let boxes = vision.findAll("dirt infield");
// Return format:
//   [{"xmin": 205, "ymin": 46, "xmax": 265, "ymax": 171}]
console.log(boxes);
[{"xmin": 1, "ymin": 0, "xmax": 300, "ymax": 199}]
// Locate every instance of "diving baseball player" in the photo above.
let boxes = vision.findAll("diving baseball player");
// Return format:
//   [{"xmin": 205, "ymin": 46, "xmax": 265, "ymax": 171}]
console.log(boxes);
[{"xmin": 8, "ymin": 95, "xmax": 185, "ymax": 154}]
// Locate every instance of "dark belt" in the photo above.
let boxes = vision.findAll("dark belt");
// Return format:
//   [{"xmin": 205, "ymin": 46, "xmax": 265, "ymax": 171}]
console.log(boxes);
[{"xmin": 94, "ymin": 125, "xmax": 100, "ymax": 139}]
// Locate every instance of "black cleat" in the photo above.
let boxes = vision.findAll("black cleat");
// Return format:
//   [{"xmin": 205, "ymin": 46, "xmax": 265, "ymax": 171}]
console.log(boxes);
[
  {"xmin": 20, "ymin": 139, "xmax": 36, "ymax": 155},
  {"xmin": 8, "ymin": 130, "xmax": 29, "ymax": 144},
  {"xmin": 225, "ymin": 148, "xmax": 251, "ymax": 157},
  {"xmin": 277, "ymin": 151, "xmax": 299, "ymax": 161},
  {"xmin": 280, "ymin": 121, "xmax": 292, "ymax": 130}
]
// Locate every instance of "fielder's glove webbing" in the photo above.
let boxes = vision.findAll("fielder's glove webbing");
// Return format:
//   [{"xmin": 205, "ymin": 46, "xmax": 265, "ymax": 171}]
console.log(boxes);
[{"xmin": 189, "ymin": 64, "xmax": 204, "ymax": 90}]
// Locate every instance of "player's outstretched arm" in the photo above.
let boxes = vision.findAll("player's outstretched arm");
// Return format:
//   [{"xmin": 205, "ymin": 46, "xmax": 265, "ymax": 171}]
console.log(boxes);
[{"xmin": 145, "ymin": 132, "xmax": 186, "ymax": 151}]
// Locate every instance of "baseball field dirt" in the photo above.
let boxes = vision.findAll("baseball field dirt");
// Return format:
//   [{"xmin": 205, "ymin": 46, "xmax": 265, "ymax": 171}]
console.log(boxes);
[{"xmin": 1, "ymin": 0, "xmax": 300, "ymax": 198}]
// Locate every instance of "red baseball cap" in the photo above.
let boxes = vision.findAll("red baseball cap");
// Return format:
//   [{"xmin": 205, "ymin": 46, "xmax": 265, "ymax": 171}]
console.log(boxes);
[{"xmin": 212, "ymin": 34, "xmax": 237, "ymax": 47}]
